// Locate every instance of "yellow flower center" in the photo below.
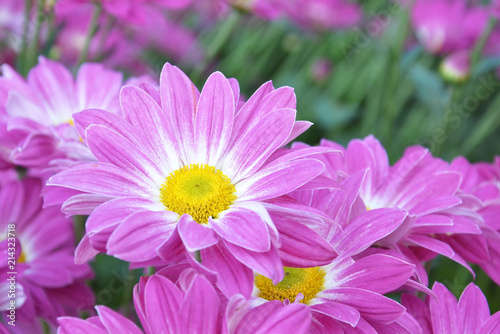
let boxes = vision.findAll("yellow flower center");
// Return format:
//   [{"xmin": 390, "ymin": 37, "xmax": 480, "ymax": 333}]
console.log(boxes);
[
  {"xmin": 159, "ymin": 164, "xmax": 237, "ymax": 224},
  {"xmin": 18, "ymin": 251, "xmax": 26, "ymax": 263},
  {"xmin": 255, "ymin": 267, "xmax": 326, "ymax": 304}
]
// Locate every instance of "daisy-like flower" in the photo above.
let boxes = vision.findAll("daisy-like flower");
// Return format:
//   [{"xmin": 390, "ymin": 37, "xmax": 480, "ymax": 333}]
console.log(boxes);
[
  {"xmin": 293, "ymin": 136, "xmax": 481, "ymax": 285},
  {"xmin": 58, "ymin": 270, "xmax": 311, "ymax": 334},
  {"xmin": 47, "ymin": 63, "xmax": 329, "ymax": 283},
  {"xmin": 447, "ymin": 156, "xmax": 500, "ymax": 285},
  {"xmin": 0, "ymin": 177, "xmax": 94, "ymax": 333},
  {"xmin": 0, "ymin": 57, "xmax": 125, "ymax": 171},
  {"xmin": 411, "ymin": 0, "xmax": 489, "ymax": 55},
  {"xmin": 402, "ymin": 282, "xmax": 500, "ymax": 333}
]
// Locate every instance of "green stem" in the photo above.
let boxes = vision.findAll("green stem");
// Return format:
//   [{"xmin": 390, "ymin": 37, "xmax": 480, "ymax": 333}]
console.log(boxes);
[
  {"xmin": 147, "ymin": 266, "xmax": 155, "ymax": 276},
  {"xmin": 27, "ymin": 0, "xmax": 45, "ymax": 69},
  {"xmin": 19, "ymin": 0, "xmax": 33, "ymax": 76},
  {"xmin": 471, "ymin": 17, "xmax": 498, "ymax": 69},
  {"xmin": 76, "ymin": 3, "xmax": 101, "ymax": 67},
  {"xmin": 195, "ymin": 250, "xmax": 202, "ymax": 263}
]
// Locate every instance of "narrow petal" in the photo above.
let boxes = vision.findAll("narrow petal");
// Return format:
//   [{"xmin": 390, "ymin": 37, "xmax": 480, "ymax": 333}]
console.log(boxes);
[
  {"xmin": 335, "ymin": 254, "xmax": 414, "ymax": 294},
  {"xmin": 200, "ymin": 243, "xmax": 254, "ymax": 299},
  {"xmin": 178, "ymin": 214, "xmax": 219, "ymax": 252},
  {"xmin": 225, "ymin": 241, "xmax": 283, "ymax": 284},
  {"xmin": 321, "ymin": 288, "xmax": 406, "ymax": 324},
  {"xmin": 120, "ymin": 85, "xmax": 180, "ymax": 172},
  {"xmin": 311, "ymin": 302, "xmax": 360, "ymax": 327},
  {"xmin": 274, "ymin": 216, "xmax": 337, "ymax": 267},
  {"xmin": 107, "ymin": 210, "xmax": 178, "ymax": 262},
  {"xmin": 458, "ymin": 283, "xmax": 490, "ymax": 333},
  {"xmin": 95, "ymin": 305, "xmax": 143, "ymax": 334},
  {"xmin": 74, "ymin": 234, "xmax": 99, "ymax": 264},
  {"xmin": 430, "ymin": 282, "xmax": 463, "ymax": 334},
  {"xmin": 211, "ymin": 208, "xmax": 270, "ymax": 252},
  {"xmin": 85, "ymin": 124, "xmax": 163, "ymax": 184},
  {"xmin": 159, "ymin": 63, "xmax": 198, "ymax": 164},
  {"xmin": 47, "ymin": 162, "xmax": 151, "ymax": 198},
  {"xmin": 237, "ymin": 158, "xmax": 325, "ymax": 202},
  {"xmin": 194, "ymin": 72, "xmax": 234, "ymax": 165},
  {"xmin": 57, "ymin": 317, "xmax": 107, "ymax": 334},
  {"xmin": 223, "ymin": 108, "xmax": 296, "ymax": 182},
  {"xmin": 179, "ymin": 274, "xmax": 220, "ymax": 334},
  {"xmin": 145, "ymin": 275, "xmax": 183, "ymax": 334}
]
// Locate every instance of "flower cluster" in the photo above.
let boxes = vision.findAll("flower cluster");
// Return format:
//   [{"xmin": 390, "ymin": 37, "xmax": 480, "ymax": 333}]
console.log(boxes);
[{"xmin": 1, "ymin": 55, "xmax": 499, "ymax": 332}]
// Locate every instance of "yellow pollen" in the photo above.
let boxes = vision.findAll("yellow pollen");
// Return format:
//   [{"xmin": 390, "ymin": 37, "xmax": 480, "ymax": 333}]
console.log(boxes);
[
  {"xmin": 18, "ymin": 251, "xmax": 26, "ymax": 263},
  {"xmin": 159, "ymin": 164, "xmax": 236, "ymax": 224},
  {"xmin": 255, "ymin": 267, "xmax": 326, "ymax": 305},
  {"xmin": 68, "ymin": 119, "xmax": 74, "ymax": 126}
]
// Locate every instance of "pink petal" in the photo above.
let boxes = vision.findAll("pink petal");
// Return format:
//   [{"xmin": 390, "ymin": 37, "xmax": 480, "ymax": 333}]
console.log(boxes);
[
  {"xmin": 178, "ymin": 214, "xmax": 219, "ymax": 252},
  {"xmin": 107, "ymin": 210, "xmax": 178, "ymax": 261},
  {"xmin": 95, "ymin": 305, "xmax": 143, "ymax": 334},
  {"xmin": 179, "ymin": 274, "xmax": 220, "ymax": 334},
  {"xmin": 225, "ymin": 241, "xmax": 283, "ymax": 284},
  {"xmin": 311, "ymin": 301, "xmax": 360, "ymax": 327},
  {"xmin": 211, "ymin": 208, "xmax": 270, "ymax": 252},
  {"xmin": 458, "ymin": 283, "xmax": 490, "ymax": 333},
  {"xmin": 144, "ymin": 275, "xmax": 183, "ymax": 333},
  {"xmin": 430, "ymin": 282, "xmax": 463, "ymax": 333},
  {"xmin": 194, "ymin": 72, "xmax": 234, "ymax": 165},
  {"xmin": 57, "ymin": 317, "xmax": 107, "ymax": 334}
]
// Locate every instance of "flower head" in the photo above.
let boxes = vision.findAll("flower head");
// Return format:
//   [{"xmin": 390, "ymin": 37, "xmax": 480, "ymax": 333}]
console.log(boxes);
[
  {"xmin": 0, "ymin": 177, "xmax": 94, "ymax": 333},
  {"xmin": 47, "ymin": 63, "xmax": 331, "ymax": 284}
]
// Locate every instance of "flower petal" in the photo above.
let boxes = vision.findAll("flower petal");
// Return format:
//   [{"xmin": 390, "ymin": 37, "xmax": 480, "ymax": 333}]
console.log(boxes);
[{"xmin": 178, "ymin": 214, "xmax": 219, "ymax": 252}]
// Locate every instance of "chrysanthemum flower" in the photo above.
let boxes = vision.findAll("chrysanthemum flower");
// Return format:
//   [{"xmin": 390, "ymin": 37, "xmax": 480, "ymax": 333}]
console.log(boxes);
[
  {"xmin": 402, "ymin": 282, "xmax": 500, "ymax": 333},
  {"xmin": 292, "ymin": 136, "xmax": 480, "ymax": 285},
  {"xmin": 447, "ymin": 156, "xmax": 500, "ymax": 285},
  {"xmin": 0, "ymin": 177, "xmax": 94, "ymax": 333},
  {"xmin": 411, "ymin": 0, "xmax": 488, "ymax": 54},
  {"xmin": 58, "ymin": 270, "xmax": 311, "ymax": 334},
  {"xmin": 47, "ymin": 63, "xmax": 330, "ymax": 282},
  {"xmin": 0, "ymin": 57, "xmax": 125, "ymax": 171}
]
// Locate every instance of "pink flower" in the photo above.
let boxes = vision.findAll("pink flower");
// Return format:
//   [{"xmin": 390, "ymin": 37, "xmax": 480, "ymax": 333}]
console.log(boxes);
[
  {"xmin": 47, "ymin": 63, "xmax": 333, "ymax": 284},
  {"xmin": 0, "ymin": 57, "xmax": 124, "ymax": 170},
  {"xmin": 403, "ymin": 282, "xmax": 500, "ymax": 333},
  {"xmin": 58, "ymin": 270, "xmax": 312, "ymax": 334},
  {"xmin": 0, "ymin": 177, "xmax": 94, "ymax": 333},
  {"xmin": 292, "ymin": 136, "xmax": 480, "ymax": 285},
  {"xmin": 282, "ymin": 0, "xmax": 362, "ymax": 31},
  {"xmin": 411, "ymin": 0, "xmax": 489, "ymax": 54},
  {"xmin": 448, "ymin": 156, "xmax": 500, "ymax": 285}
]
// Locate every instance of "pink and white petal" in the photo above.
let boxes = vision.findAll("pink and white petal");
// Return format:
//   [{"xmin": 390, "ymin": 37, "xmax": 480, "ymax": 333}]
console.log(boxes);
[
  {"xmin": 10, "ymin": 132, "xmax": 59, "ymax": 167},
  {"xmin": 331, "ymin": 208, "xmax": 407, "ymax": 256},
  {"xmin": 236, "ymin": 158, "xmax": 324, "ymax": 202},
  {"xmin": 178, "ymin": 214, "xmax": 219, "ymax": 252},
  {"xmin": 74, "ymin": 234, "xmax": 100, "ymax": 264},
  {"xmin": 57, "ymin": 317, "xmax": 107, "ymax": 334},
  {"xmin": 231, "ymin": 84, "xmax": 291, "ymax": 142},
  {"xmin": 76, "ymin": 63, "xmax": 123, "ymax": 111},
  {"xmin": 47, "ymin": 162, "xmax": 152, "ymax": 198},
  {"xmin": 283, "ymin": 121, "xmax": 312, "ymax": 145},
  {"xmin": 179, "ymin": 274, "xmax": 220, "ymax": 334},
  {"xmin": 156, "ymin": 228, "xmax": 188, "ymax": 264},
  {"xmin": 224, "ymin": 241, "xmax": 284, "ymax": 284},
  {"xmin": 335, "ymin": 254, "xmax": 414, "ymax": 294},
  {"xmin": 120, "ymin": 85, "xmax": 180, "ymax": 172},
  {"xmin": 227, "ymin": 78, "xmax": 240, "ymax": 106},
  {"xmin": 194, "ymin": 72, "xmax": 234, "ymax": 165},
  {"xmin": 107, "ymin": 210, "xmax": 178, "ymax": 262},
  {"xmin": 458, "ymin": 283, "xmax": 490, "ymax": 333},
  {"xmin": 273, "ymin": 216, "xmax": 337, "ymax": 267},
  {"xmin": 406, "ymin": 235, "xmax": 474, "ymax": 275},
  {"xmin": 61, "ymin": 194, "xmax": 111, "ymax": 216},
  {"xmin": 235, "ymin": 302, "xmax": 311, "ymax": 334},
  {"xmin": 210, "ymin": 208, "xmax": 270, "ymax": 252},
  {"xmin": 85, "ymin": 124, "xmax": 163, "ymax": 184},
  {"xmin": 410, "ymin": 196, "xmax": 462, "ymax": 216},
  {"xmin": 430, "ymin": 282, "xmax": 463, "ymax": 334},
  {"xmin": 320, "ymin": 288, "xmax": 406, "ymax": 324},
  {"xmin": 311, "ymin": 301, "xmax": 360, "ymax": 327},
  {"xmin": 159, "ymin": 63, "xmax": 198, "ymax": 164},
  {"xmin": 223, "ymin": 108, "xmax": 296, "ymax": 182},
  {"xmin": 200, "ymin": 243, "xmax": 254, "ymax": 299},
  {"xmin": 95, "ymin": 305, "xmax": 143, "ymax": 334},
  {"xmin": 266, "ymin": 145, "xmax": 341, "ymax": 166},
  {"xmin": 144, "ymin": 275, "xmax": 183, "ymax": 334}
]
